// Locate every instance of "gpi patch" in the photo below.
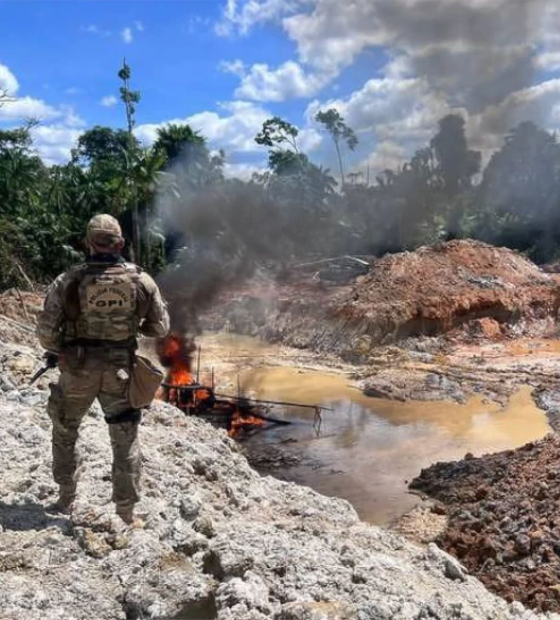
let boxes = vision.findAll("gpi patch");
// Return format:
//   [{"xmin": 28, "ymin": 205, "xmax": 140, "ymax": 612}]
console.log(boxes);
[{"xmin": 85, "ymin": 281, "xmax": 133, "ymax": 313}]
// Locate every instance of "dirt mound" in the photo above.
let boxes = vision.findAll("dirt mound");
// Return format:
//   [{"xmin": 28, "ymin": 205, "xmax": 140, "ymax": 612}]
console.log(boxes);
[
  {"xmin": 208, "ymin": 240, "xmax": 560, "ymax": 359},
  {"xmin": 341, "ymin": 239, "xmax": 559, "ymax": 342},
  {"xmin": 411, "ymin": 434, "xmax": 560, "ymax": 613},
  {"xmin": 0, "ymin": 288, "xmax": 43, "ymax": 323}
]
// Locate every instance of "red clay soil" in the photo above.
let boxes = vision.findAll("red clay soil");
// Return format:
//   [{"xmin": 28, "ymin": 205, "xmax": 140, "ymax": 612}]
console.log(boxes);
[
  {"xmin": 208, "ymin": 240, "xmax": 560, "ymax": 354},
  {"xmin": 411, "ymin": 436, "xmax": 560, "ymax": 613},
  {"xmin": 339, "ymin": 239, "xmax": 560, "ymax": 342}
]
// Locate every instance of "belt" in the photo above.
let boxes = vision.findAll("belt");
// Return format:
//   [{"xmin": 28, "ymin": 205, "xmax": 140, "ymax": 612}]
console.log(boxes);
[{"xmin": 66, "ymin": 338, "xmax": 137, "ymax": 350}]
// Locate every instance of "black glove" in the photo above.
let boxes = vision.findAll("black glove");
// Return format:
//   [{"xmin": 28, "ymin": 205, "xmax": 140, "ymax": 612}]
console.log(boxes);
[{"xmin": 45, "ymin": 352, "xmax": 59, "ymax": 368}]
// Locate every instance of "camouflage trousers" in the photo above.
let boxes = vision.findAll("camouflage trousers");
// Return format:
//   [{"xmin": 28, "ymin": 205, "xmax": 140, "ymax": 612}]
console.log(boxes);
[{"xmin": 47, "ymin": 352, "xmax": 141, "ymax": 509}]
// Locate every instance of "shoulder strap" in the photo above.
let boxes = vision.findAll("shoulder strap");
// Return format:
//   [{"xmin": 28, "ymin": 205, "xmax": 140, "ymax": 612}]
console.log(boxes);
[
  {"xmin": 123, "ymin": 262, "xmax": 142, "ymax": 275},
  {"xmin": 62, "ymin": 264, "xmax": 88, "ymax": 321}
]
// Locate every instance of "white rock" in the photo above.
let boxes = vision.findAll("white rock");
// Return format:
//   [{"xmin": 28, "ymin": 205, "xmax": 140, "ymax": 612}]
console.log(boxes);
[{"xmin": 0, "ymin": 339, "xmax": 551, "ymax": 620}]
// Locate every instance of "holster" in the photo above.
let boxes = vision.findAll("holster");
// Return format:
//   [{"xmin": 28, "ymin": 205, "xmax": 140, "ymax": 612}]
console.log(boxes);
[{"xmin": 127, "ymin": 355, "xmax": 164, "ymax": 409}]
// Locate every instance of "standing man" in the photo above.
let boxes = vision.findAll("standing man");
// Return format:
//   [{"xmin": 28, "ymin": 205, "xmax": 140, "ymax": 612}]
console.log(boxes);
[{"xmin": 37, "ymin": 214, "xmax": 170, "ymax": 524}]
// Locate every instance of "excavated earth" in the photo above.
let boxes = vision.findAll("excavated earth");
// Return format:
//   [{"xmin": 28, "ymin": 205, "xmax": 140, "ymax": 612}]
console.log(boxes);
[
  {"xmin": 204, "ymin": 239, "xmax": 560, "ymax": 405},
  {"xmin": 205, "ymin": 240, "xmax": 560, "ymax": 362},
  {"xmin": 0, "ymin": 318, "xmax": 557, "ymax": 619},
  {"xmin": 410, "ymin": 422, "xmax": 560, "ymax": 615}
]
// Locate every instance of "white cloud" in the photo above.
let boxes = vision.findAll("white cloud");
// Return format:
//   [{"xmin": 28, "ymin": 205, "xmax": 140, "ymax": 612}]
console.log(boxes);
[
  {"xmin": 0, "ymin": 96, "xmax": 60, "ymax": 122},
  {"xmin": 0, "ymin": 63, "xmax": 19, "ymax": 95},
  {"xmin": 134, "ymin": 20, "xmax": 144, "ymax": 32},
  {"xmin": 100, "ymin": 95, "xmax": 118, "ymax": 108},
  {"xmin": 219, "ymin": 0, "xmax": 560, "ymax": 109},
  {"xmin": 219, "ymin": 59, "xmax": 246, "ymax": 78},
  {"xmin": 83, "ymin": 24, "xmax": 112, "ymax": 37},
  {"xmin": 234, "ymin": 60, "xmax": 332, "ymax": 101},
  {"xmin": 309, "ymin": 77, "xmax": 455, "ymax": 143},
  {"xmin": 535, "ymin": 51, "xmax": 560, "ymax": 72},
  {"xmin": 30, "ymin": 124, "xmax": 84, "ymax": 166},
  {"xmin": 121, "ymin": 27, "xmax": 133, "ymax": 44},
  {"xmin": 362, "ymin": 140, "xmax": 408, "ymax": 175},
  {"xmin": 215, "ymin": 0, "xmax": 301, "ymax": 36},
  {"xmin": 305, "ymin": 75, "xmax": 461, "ymax": 179},
  {"xmin": 298, "ymin": 127, "xmax": 322, "ymax": 153},
  {"xmin": 0, "ymin": 63, "xmax": 86, "ymax": 165},
  {"xmin": 468, "ymin": 78, "xmax": 560, "ymax": 152},
  {"xmin": 306, "ymin": 68, "xmax": 560, "ymax": 180},
  {"xmin": 223, "ymin": 162, "xmax": 265, "ymax": 180},
  {"xmin": 283, "ymin": 0, "xmax": 382, "ymax": 75},
  {"xmin": 135, "ymin": 100, "xmax": 271, "ymax": 155}
]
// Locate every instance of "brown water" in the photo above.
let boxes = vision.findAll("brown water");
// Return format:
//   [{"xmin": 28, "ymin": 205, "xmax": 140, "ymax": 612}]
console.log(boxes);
[
  {"xmin": 197, "ymin": 333, "xmax": 550, "ymax": 525},
  {"xmin": 237, "ymin": 366, "xmax": 550, "ymax": 525}
]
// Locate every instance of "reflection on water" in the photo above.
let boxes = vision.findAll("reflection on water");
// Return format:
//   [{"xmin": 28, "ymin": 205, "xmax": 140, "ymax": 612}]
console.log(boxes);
[{"xmin": 239, "ymin": 366, "xmax": 550, "ymax": 525}]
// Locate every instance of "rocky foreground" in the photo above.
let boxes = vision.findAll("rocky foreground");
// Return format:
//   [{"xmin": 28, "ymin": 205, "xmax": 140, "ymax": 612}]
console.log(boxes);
[{"xmin": 0, "ymin": 328, "xmax": 555, "ymax": 620}]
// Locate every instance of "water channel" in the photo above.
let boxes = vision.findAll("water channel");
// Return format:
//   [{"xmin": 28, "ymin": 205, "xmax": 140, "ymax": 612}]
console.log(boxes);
[{"xmin": 202, "ymin": 334, "xmax": 551, "ymax": 525}]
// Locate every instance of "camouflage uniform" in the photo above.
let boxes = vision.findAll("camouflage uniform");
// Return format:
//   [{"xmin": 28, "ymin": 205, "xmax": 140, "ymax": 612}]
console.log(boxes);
[{"xmin": 37, "ymin": 215, "xmax": 170, "ymax": 518}]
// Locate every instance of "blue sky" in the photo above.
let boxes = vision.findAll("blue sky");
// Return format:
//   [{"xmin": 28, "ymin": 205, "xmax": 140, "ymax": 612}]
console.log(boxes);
[{"xmin": 2, "ymin": 0, "xmax": 560, "ymax": 179}]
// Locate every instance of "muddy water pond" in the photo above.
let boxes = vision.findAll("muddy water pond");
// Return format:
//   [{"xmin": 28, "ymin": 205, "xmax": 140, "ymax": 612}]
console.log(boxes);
[{"xmin": 202, "ymin": 335, "xmax": 551, "ymax": 525}]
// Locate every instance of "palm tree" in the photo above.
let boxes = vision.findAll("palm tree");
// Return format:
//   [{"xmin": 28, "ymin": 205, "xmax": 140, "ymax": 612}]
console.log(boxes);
[{"xmin": 154, "ymin": 123, "xmax": 206, "ymax": 165}]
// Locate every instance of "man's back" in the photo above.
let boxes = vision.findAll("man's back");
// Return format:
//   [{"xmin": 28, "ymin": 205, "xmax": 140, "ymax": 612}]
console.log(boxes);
[{"xmin": 37, "ymin": 214, "xmax": 170, "ymax": 525}]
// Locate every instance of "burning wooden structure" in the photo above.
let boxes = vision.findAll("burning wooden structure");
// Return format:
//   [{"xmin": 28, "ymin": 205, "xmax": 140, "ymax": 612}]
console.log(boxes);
[{"xmin": 157, "ymin": 334, "xmax": 324, "ymax": 437}]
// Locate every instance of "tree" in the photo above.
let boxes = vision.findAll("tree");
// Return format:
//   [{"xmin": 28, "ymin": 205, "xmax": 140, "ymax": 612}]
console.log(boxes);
[
  {"xmin": 430, "ymin": 115, "xmax": 481, "ymax": 236},
  {"xmin": 255, "ymin": 117, "xmax": 300, "ymax": 153},
  {"xmin": 478, "ymin": 121, "xmax": 560, "ymax": 261},
  {"xmin": 0, "ymin": 88, "xmax": 16, "ymax": 107},
  {"xmin": 154, "ymin": 123, "xmax": 206, "ymax": 164},
  {"xmin": 118, "ymin": 60, "xmax": 141, "ymax": 136},
  {"xmin": 0, "ymin": 127, "xmax": 32, "ymax": 151},
  {"xmin": 314, "ymin": 108, "xmax": 358, "ymax": 186},
  {"xmin": 118, "ymin": 60, "xmax": 142, "ymax": 263},
  {"xmin": 74, "ymin": 126, "xmax": 132, "ymax": 167},
  {"xmin": 254, "ymin": 117, "xmax": 306, "ymax": 176},
  {"xmin": 431, "ymin": 115, "xmax": 481, "ymax": 196}
]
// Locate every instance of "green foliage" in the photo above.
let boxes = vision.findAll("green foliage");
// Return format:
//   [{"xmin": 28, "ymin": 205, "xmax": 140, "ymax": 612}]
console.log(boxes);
[
  {"xmin": 314, "ymin": 108, "xmax": 358, "ymax": 185},
  {"xmin": 2, "ymin": 86, "xmax": 560, "ymax": 295},
  {"xmin": 315, "ymin": 108, "xmax": 358, "ymax": 151},
  {"xmin": 74, "ymin": 126, "xmax": 133, "ymax": 167},
  {"xmin": 118, "ymin": 60, "xmax": 141, "ymax": 133},
  {"xmin": 255, "ymin": 117, "xmax": 299, "ymax": 153},
  {"xmin": 154, "ymin": 123, "xmax": 206, "ymax": 163}
]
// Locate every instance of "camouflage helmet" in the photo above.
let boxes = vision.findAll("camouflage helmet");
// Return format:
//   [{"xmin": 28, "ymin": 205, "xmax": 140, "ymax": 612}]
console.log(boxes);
[{"xmin": 86, "ymin": 214, "xmax": 123, "ymax": 248}]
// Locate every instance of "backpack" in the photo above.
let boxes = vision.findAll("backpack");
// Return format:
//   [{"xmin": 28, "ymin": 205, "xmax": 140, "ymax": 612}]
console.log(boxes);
[{"xmin": 63, "ymin": 262, "xmax": 141, "ymax": 343}]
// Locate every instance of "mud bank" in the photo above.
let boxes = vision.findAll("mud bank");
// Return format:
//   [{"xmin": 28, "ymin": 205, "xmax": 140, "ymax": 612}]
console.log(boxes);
[{"xmin": 1, "ymin": 317, "xmax": 557, "ymax": 620}]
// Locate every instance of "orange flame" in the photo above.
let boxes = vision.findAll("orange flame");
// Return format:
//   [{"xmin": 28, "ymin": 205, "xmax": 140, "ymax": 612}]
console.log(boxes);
[
  {"xmin": 158, "ymin": 334, "xmax": 266, "ymax": 437},
  {"xmin": 228, "ymin": 408, "xmax": 265, "ymax": 437},
  {"xmin": 157, "ymin": 333, "xmax": 194, "ymax": 386}
]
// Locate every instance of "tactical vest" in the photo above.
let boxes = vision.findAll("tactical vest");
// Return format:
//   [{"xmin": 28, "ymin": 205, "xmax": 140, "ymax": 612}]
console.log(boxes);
[{"xmin": 63, "ymin": 262, "xmax": 141, "ymax": 344}]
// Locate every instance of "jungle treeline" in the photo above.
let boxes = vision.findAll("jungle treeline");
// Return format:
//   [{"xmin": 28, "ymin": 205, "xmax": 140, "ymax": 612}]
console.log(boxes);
[{"xmin": 0, "ymin": 64, "xmax": 559, "ymax": 288}]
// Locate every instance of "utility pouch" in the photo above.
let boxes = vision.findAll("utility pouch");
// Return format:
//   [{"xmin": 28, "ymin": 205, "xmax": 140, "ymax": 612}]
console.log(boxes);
[{"xmin": 128, "ymin": 355, "xmax": 164, "ymax": 409}]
